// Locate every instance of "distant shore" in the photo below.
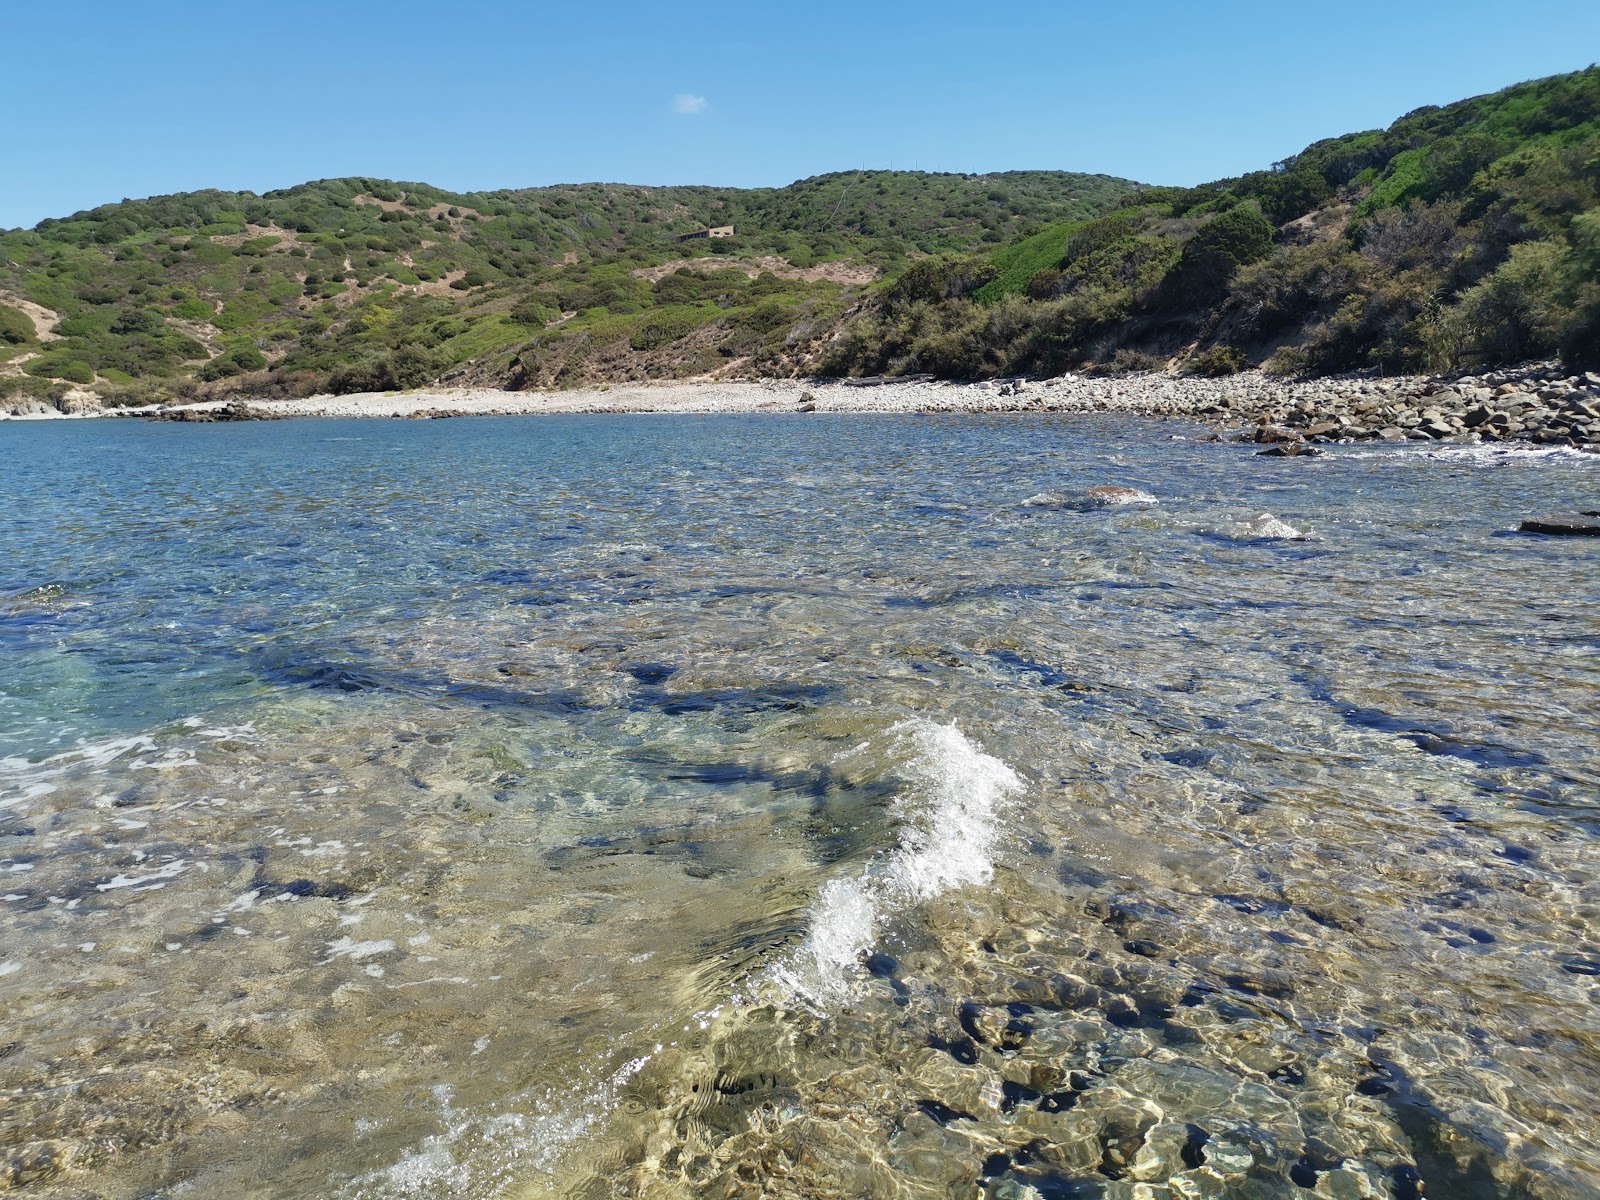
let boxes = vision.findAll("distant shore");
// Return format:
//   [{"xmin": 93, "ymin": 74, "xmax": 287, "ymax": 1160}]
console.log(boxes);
[{"xmin": 5, "ymin": 363, "xmax": 1598, "ymax": 448}]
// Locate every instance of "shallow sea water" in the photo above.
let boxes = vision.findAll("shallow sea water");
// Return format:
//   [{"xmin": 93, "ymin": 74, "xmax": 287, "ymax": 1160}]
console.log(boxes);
[{"xmin": 1, "ymin": 413, "xmax": 1597, "ymax": 1200}]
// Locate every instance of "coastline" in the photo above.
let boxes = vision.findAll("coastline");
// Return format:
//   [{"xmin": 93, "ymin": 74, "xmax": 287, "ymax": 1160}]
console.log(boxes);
[
  {"xmin": 2, "ymin": 374, "xmax": 1256, "ymax": 422},
  {"xmin": 5, "ymin": 363, "xmax": 1598, "ymax": 448}
]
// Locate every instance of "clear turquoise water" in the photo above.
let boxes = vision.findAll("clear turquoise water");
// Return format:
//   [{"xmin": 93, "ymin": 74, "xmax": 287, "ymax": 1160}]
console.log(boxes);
[{"xmin": 1, "ymin": 414, "xmax": 1597, "ymax": 1200}]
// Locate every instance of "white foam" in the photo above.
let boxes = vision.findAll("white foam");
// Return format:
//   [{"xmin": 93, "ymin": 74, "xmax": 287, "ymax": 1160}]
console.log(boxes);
[
  {"xmin": 1334, "ymin": 443, "xmax": 1596, "ymax": 465},
  {"xmin": 324, "ymin": 937, "xmax": 397, "ymax": 963},
  {"xmin": 773, "ymin": 720, "xmax": 1022, "ymax": 1008},
  {"xmin": 0, "ymin": 735, "xmax": 158, "ymax": 807},
  {"xmin": 96, "ymin": 860, "xmax": 187, "ymax": 891},
  {"xmin": 351, "ymin": 1052, "xmax": 654, "ymax": 1199}
]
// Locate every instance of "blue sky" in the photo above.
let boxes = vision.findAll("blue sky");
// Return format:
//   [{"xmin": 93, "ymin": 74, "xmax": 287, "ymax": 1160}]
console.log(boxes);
[{"xmin": 3, "ymin": 0, "xmax": 1596, "ymax": 229}]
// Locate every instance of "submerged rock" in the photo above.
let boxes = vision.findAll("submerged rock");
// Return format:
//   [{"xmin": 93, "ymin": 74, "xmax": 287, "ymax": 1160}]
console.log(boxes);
[
  {"xmin": 1519, "ymin": 511, "xmax": 1600, "ymax": 536},
  {"xmin": 1022, "ymin": 486, "xmax": 1157, "ymax": 511},
  {"xmin": 1255, "ymin": 441, "xmax": 1321, "ymax": 457},
  {"xmin": 1086, "ymin": 485, "xmax": 1156, "ymax": 505},
  {"xmin": 1234, "ymin": 512, "xmax": 1306, "ymax": 540}
]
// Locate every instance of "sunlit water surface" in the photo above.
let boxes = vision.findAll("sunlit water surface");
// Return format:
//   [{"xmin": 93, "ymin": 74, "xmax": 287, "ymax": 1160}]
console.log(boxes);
[{"xmin": 1, "ymin": 414, "xmax": 1597, "ymax": 1200}]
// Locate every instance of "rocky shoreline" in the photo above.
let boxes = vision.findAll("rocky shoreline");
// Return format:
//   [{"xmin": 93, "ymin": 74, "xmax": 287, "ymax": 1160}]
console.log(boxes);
[
  {"xmin": 4, "ymin": 360, "xmax": 1599, "ymax": 449},
  {"xmin": 1193, "ymin": 359, "xmax": 1600, "ymax": 449}
]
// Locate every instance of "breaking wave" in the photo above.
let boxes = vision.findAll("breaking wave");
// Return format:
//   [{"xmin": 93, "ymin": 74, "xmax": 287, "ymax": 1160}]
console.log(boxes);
[{"xmin": 772, "ymin": 719, "xmax": 1023, "ymax": 1007}]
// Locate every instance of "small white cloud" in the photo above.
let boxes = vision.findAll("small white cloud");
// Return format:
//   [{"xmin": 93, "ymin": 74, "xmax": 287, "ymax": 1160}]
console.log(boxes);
[{"xmin": 674, "ymin": 93, "xmax": 708, "ymax": 115}]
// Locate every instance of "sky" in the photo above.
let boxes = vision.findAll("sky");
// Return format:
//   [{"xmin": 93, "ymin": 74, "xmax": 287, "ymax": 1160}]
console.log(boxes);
[{"xmin": 3, "ymin": 0, "xmax": 1597, "ymax": 229}]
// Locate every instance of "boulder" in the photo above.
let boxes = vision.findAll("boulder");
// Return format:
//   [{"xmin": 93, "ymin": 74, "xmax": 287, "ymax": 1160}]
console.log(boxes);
[
  {"xmin": 1234, "ymin": 512, "xmax": 1306, "ymax": 539},
  {"xmin": 1518, "ymin": 512, "xmax": 1600, "ymax": 536},
  {"xmin": 1256, "ymin": 442, "xmax": 1322, "ymax": 458},
  {"xmin": 1085, "ymin": 485, "xmax": 1158, "ymax": 506},
  {"xmin": 1253, "ymin": 424, "xmax": 1301, "ymax": 444}
]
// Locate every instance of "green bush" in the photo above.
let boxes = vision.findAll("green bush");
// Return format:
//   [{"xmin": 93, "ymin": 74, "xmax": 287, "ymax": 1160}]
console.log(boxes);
[
  {"xmin": 0, "ymin": 305, "xmax": 36, "ymax": 345},
  {"xmin": 0, "ymin": 374, "xmax": 67, "ymax": 401},
  {"xmin": 326, "ymin": 344, "xmax": 441, "ymax": 393},
  {"xmin": 1187, "ymin": 345, "xmax": 1248, "ymax": 376},
  {"xmin": 888, "ymin": 255, "xmax": 999, "ymax": 306},
  {"xmin": 510, "ymin": 299, "xmax": 560, "ymax": 327},
  {"xmin": 1425, "ymin": 239, "xmax": 1573, "ymax": 368},
  {"xmin": 189, "ymin": 240, "xmax": 233, "ymax": 265},
  {"xmin": 168, "ymin": 297, "xmax": 211, "ymax": 320},
  {"xmin": 1162, "ymin": 204, "xmax": 1276, "ymax": 303},
  {"xmin": 24, "ymin": 353, "xmax": 95, "ymax": 384},
  {"xmin": 1228, "ymin": 241, "xmax": 1364, "ymax": 337},
  {"xmin": 629, "ymin": 306, "xmax": 710, "ymax": 350}
]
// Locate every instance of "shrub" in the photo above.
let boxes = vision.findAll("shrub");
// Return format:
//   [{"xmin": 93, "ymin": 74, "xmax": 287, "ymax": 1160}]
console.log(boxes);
[
  {"xmin": 1358, "ymin": 200, "xmax": 1466, "ymax": 271},
  {"xmin": 1162, "ymin": 204, "xmax": 1276, "ymax": 303},
  {"xmin": 510, "ymin": 299, "xmax": 560, "ymax": 327},
  {"xmin": 888, "ymin": 255, "xmax": 999, "ymax": 306},
  {"xmin": 326, "ymin": 344, "xmax": 441, "ymax": 393},
  {"xmin": 630, "ymin": 306, "xmax": 708, "ymax": 350},
  {"xmin": 0, "ymin": 374, "xmax": 67, "ymax": 401},
  {"xmin": 1425, "ymin": 239, "xmax": 1573, "ymax": 368},
  {"xmin": 24, "ymin": 353, "xmax": 95, "ymax": 384},
  {"xmin": 1228, "ymin": 241, "xmax": 1365, "ymax": 337},
  {"xmin": 1187, "ymin": 345, "xmax": 1248, "ymax": 376},
  {"xmin": 0, "ymin": 305, "xmax": 36, "ymax": 345},
  {"xmin": 1103, "ymin": 348, "xmax": 1166, "ymax": 374}
]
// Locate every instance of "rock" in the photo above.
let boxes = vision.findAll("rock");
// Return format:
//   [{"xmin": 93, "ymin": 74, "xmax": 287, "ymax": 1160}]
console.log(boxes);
[
  {"xmin": 1518, "ymin": 511, "xmax": 1600, "ymax": 536},
  {"xmin": 1235, "ymin": 512, "xmax": 1306, "ymax": 539},
  {"xmin": 1253, "ymin": 424, "xmax": 1301, "ymax": 443},
  {"xmin": 1256, "ymin": 442, "xmax": 1322, "ymax": 458},
  {"xmin": 1085, "ymin": 485, "xmax": 1158, "ymax": 506},
  {"xmin": 57, "ymin": 392, "xmax": 102, "ymax": 415},
  {"xmin": 1376, "ymin": 427, "xmax": 1405, "ymax": 441},
  {"xmin": 1304, "ymin": 421, "xmax": 1340, "ymax": 438},
  {"xmin": 153, "ymin": 401, "xmax": 280, "ymax": 423},
  {"xmin": 1418, "ymin": 419, "xmax": 1457, "ymax": 439},
  {"xmin": 1463, "ymin": 405, "xmax": 1494, "ymax": 428},
  {"xmin": 2, "ymin": 397, "xmax": 54, "ymax": 417},
  {"xmin": 1022, "ymin": 486, "xmax": 1157, "ymax": 510}
]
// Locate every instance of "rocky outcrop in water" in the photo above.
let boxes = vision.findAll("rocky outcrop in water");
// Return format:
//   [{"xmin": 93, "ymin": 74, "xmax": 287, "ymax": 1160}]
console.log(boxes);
[
  {"xmin": 1519, "ymin": 511, "xmax": 1600, "ymax": 535},
  {"xmin": 150, "ymin": 401, "xmax": 281, "ymax": 423}
]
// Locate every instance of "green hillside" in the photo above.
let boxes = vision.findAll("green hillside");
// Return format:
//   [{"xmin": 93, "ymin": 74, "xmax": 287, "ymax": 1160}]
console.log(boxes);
[
  {"xmin": 0, "ymin": 170, "xmax": 1134, "ymax": 402},
  {"xmin": 5, "ymin": 66, "xmax": 1597, "ymax": 406},
  {"xmin": 827, "ymin": 66, "xmax": 1600, "ymax": 379}
]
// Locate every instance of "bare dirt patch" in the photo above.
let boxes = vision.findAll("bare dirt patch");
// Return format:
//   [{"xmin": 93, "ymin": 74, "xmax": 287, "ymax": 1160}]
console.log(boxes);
[
  {"xmin": 0, "ymin": 293, "xmax": 63, "ymax": 342},
  {"xmin": 169, "ymin": 317, "xmax": 225, "ymax": 359},
  {"xmin": 630, "ymin": 257, "xmax": 878, "ymax": 286},
  {"xmin": 353, "ymin": 194, "xmax": 407, "ymax": 214},
  {"xmin": 209, "ymin": 224, "xmax": 304, "ymax": 250},
  {"xmin": 410, "ymin": 269, "xmax": 468, "ymax": 298},
  {"xmin": 1282, "ymin": 203, "xmax": 1353, "ymax": 246}
]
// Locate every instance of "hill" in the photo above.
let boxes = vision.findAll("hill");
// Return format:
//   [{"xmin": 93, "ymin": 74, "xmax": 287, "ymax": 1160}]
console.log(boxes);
[
  {"xmin": 0, "ymin": 171, "xmax": 1134, "ymax": 407},
  {"xmin": 5, "ymin": 67, "xmax": 1597, "ymax": 411},
  {"xmin": 824, "ymin": 67, "xmax": 1600, "ymax": 380}
]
